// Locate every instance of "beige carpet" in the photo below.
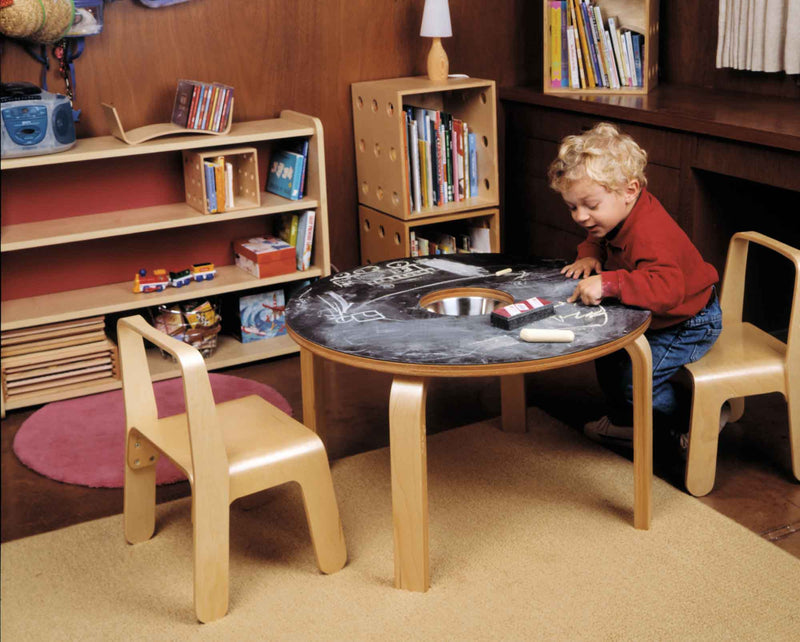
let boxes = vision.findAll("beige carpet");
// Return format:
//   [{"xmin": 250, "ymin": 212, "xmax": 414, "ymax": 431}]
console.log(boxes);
[{"xmin": 3, "ymin": 407, "xmax": 799, "ymax": 641}]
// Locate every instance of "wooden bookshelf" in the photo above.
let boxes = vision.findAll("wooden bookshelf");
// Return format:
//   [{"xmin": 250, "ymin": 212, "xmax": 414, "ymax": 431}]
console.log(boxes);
[
  {"xmin": 543, "ymin": 0, "xmax": 659, "ymax": 95},
  {"xmin": 0, "ymin": 111, "xmax": 331, "ymax": 416},
  {"xmin": 351, "ymin": 76, "xmax": 500, "ymax": 262}
]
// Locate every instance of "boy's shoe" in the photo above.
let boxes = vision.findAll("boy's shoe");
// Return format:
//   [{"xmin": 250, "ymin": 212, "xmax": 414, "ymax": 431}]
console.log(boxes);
[{"xmin": 583, "ymin": 416, "xmax": 633, "ymax": 447}]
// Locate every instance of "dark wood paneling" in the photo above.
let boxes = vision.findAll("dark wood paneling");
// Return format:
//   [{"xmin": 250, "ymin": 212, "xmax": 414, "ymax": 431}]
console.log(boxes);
[{"xmin": 0, "ymin": 0, "xmax": 531, "ymax": 271}]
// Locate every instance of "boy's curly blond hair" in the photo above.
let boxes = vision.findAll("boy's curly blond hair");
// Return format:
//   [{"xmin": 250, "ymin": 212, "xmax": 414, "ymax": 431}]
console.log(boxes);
[{"xmin": 547, "ymin": 122, "xmax": 647, "ymax": 193}]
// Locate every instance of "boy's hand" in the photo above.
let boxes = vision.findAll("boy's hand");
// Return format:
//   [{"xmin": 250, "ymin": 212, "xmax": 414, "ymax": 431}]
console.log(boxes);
[
  {"xmin": 567, "ymin": 274, "xmax": 603, "ymax": 306},
  {"xmin": 561, "ymin": 257, "xmax": 602, "ymax": 279}
]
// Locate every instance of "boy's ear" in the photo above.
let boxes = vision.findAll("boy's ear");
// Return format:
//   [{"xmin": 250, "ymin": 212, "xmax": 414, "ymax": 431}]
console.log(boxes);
[{"xmin": 623, "ymin": 179, "xmax": 641, "ymax": 204}]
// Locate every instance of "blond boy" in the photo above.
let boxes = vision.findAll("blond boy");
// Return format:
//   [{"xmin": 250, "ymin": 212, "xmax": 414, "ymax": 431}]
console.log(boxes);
[{"xmin": 548, "ymin": 123, "xmax": 723, "ymax": 452}]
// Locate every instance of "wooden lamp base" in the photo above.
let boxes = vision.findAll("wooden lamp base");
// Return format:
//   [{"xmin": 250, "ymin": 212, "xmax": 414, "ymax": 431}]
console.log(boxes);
[{"xmin": 426, "ymin": 37, "xmax": 449, "ymax": 82}]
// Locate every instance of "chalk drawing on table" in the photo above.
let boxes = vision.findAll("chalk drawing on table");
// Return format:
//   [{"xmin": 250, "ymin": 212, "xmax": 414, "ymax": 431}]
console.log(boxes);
[
  {"xmin": 318, "ymin": 291, "xmax": 386, "ymax": 324},
  {"xmin": 330, "ymin": 260, "xmax": 436, "ymax": 289},
  {"xmin": 417, "ymin": 257, "xmax": 488, "ymax": 276},
  {"xmin": 551, "ymin": 302, "xmax": 609, "ymax": 329}
]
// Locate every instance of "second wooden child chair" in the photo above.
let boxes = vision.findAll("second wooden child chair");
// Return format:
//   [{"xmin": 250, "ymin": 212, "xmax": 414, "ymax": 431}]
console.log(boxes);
[{"xmin": 117, "ymin": 315, "xmax": 347, "ymax": 623}]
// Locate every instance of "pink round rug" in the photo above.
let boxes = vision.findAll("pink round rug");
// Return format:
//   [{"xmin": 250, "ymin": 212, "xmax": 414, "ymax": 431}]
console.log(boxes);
[{"xmin": 12, "ymin": 374, "xmax": 293, "ymax": 488}]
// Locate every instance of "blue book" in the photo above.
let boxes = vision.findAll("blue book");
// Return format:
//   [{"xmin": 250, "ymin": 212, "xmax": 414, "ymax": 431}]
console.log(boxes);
[
  {"xmin": 266, "ymin": 149, "xmax": 305, "ymax": 200},
  {"xmin": 631, "ymin": 33, "xmax": 644, "ymax": 87},
  {"xmin": 560, "ymin": 1, "xmax": 569, "ymax": 87},
  {"xmin": 468, "ymin": 132, "xmax": 478, "ymax": 196},
  {"xmin": 203, "ymin": 161, "xmax": 217, "ymax": 212}
]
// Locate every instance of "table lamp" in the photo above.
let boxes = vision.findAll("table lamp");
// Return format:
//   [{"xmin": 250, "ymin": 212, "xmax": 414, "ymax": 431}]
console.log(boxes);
[{"xmin": 420, "ymin": 0, "xmax": 452, "ymax": 82}]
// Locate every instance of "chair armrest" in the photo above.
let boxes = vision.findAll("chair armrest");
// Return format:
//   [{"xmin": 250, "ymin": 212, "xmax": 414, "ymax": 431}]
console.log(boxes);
[
  {"xmin": 117, "ymin": 314, "xmax": 207, "ymax": 374},
  {"xmin": 733, "ymin": 231, "xmax": 800, "ymax": 268}
]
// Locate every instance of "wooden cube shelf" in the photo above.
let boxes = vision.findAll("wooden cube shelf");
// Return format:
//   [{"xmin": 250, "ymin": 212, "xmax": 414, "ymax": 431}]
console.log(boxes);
[
  {"xmin": 359, "ymin": 205, "xmax": 500, "ymax": 264},
  {"xmin": 543, "ymin": 0, "xmax": 659, "ymax": 95},
  {"xmin": 183, "ymin": 146, "xmax": 261, "ymax": 214},
  {"xmin": 352, "ymin": 76, "xmax": 499, "ymax": 222}
]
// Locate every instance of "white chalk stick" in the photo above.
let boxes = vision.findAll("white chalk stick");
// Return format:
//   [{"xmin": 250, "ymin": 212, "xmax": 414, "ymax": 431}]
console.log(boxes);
[
  {"xmin": 519, "ymin": 328, "xmax": 575, "ymax": 343},
  {"xmin": 494, "ymin": 268, "xmax": 512, "ymax": 276}
]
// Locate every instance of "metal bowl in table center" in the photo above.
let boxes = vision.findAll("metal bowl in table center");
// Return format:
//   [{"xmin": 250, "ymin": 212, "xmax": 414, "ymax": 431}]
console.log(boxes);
[{"xmin": 418, "ymin": 287, "xmax": 514, "ymax": 316}]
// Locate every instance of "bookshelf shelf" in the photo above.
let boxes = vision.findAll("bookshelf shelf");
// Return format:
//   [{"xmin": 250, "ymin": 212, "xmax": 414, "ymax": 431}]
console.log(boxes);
[
  {"xmin": 0, "ymin": 193, "xmax": 321, "ymax": 252},
  {"xmin": 0, "ymin": 111, "xmax": 331, "ymax": 415},
  {"xmin": 543, "ymin": 0, "xmax": 659, "ymax": 96},
  {"xmin": 351, "ymin": 76, "xmax": 501, "ymax": 262}
]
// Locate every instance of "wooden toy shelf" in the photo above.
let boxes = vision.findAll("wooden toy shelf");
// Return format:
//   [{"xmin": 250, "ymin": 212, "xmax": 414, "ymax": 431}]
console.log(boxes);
[
  {"xmin": 543, "ymin": 0, "xmax": 659, "ymax": 95},
  {"xmin": 351, "ymin": 76, "xmax": 500, "ymax": 262},
  {"xmin": 0, "ymin": 111, "xmax": 331, "ymax": 416}
]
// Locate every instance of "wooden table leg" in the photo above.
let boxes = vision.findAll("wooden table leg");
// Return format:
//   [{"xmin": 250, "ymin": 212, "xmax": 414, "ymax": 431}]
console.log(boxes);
[
  {"xmin": 624, "ymin": 334, "xmax": 653, "ymax": 530},
  {"xmin": 500, "ymin": 374, "xmax": 527, "ymax": 432},
  {"xmin": 299, "ymin": 347, "xmax": 326, "ymax": 434},
  {"xmin": 389, "ymin": 376, "xmax": 429, "ymax": 591}
]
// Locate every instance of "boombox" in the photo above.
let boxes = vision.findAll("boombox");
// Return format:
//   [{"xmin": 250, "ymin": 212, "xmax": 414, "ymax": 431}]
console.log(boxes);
[{"xmin": 1, "ymin": 82, "xmax": 77, "ymax": 159}]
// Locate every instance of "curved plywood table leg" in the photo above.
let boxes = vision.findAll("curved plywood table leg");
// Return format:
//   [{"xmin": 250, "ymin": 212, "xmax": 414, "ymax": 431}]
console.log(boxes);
[
  {"xmin": 389, "ymin": 376, "xmax": 429, "ymax": 591},
  {"xmin": 500, "ymin": 374, "xmax": 527, "ymax": 433},
  {"xmin": 624, "ymin": 334, "xmax": 652, "ymax": 530},
  {"xmin": 300, "ymin": 347, "xmax": 326, "ymax": 434}
]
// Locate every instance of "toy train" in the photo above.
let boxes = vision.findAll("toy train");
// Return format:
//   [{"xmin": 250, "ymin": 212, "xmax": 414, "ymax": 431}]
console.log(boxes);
[{"xmin": 133, "ymin": 262, "xmax": 217, "ymax": 293}]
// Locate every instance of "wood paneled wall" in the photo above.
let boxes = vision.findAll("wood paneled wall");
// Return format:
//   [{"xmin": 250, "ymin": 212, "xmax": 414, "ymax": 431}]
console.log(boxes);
[{"xmin": 0, "ymin": 0, "xmax": 533, "ymax": 270}]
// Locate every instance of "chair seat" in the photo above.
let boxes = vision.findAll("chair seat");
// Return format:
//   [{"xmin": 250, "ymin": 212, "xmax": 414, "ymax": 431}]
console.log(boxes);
[
  {"xmin": 136, "ymin": 395, "xmax": 324, "ymax": 501},
  {"xmin": 686, "ymin": 322, "xmax": 786, "ymax": 393}
]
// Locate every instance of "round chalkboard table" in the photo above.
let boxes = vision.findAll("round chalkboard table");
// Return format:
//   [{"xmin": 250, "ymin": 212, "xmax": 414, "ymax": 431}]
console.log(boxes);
[{"xmin": 286, "ymin": 254, "xmax": 653, "ymax": 592}]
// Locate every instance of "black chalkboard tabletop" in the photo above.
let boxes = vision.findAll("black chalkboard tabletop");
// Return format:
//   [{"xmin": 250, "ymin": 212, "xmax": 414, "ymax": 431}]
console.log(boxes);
[{"xmin": 285, "ymin": 254, "xmax": 651, "ymax": 373}]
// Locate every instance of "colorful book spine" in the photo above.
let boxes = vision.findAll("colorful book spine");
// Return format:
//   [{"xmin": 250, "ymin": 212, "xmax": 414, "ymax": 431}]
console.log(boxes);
[
  {"xmin": 550, "ymin": 1, "xmax": 562, "ymax": 88},
  {"xmin": 295, "ymin": 209, "xmax": 316, "ymax": 270},
  {"xmin": 225, "ymin": 161, "xmax": 234, "ymax": 209},
  {"xmin": 602, "ymin": 29, "xmax": 621, "ymax": 89},
  {"xmin": 624, "ymin": 30, "xmax": 637, "ymax": 87},
  {"xmin": 632, "ymin": 33, "xmax": 644, "ymax": 87},
  {"xmin": 608, "ymin": 17, "xmax": 628, "ymax": 87},
  {"xmin": 560, "ymin": 1, "xmax": 569, "ymax": 87},
  {"xmin": 203, "ymin": 161, "xmax": 217, "ymax": 213},
  {"xmin": 580, "ymin": 0, "xmax": 603, "ymax": 87},
  {"xmin": 571, "ymin": 0, "xmax": 595, "ymax": 87},
  {"xmin": 468, "ymin": 132, "xmax": 478, "ymax": 196},
  {"xmin": 587, "ymin": 2, "xmax": 610, "ymax": 88},
  {"xmin": 409, "ymin": 118, "xmax": 421, "ymax": 212},
  {"xmin": 213, "ymin": 156, "xmax": 226, "ymax": 212},
  {"xmin": 567, "ymin": 26, "xmax": 580, "ymax": 88}
]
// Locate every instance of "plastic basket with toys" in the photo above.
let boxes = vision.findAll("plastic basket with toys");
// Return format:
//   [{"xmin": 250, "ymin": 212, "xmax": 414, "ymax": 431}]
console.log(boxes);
[{"xmin": 149, "ymin": 297, "xmax": 221, "ymax": 359}]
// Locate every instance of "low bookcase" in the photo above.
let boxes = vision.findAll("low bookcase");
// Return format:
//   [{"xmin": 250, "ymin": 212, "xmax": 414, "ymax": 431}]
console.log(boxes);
[
  {"xmin": 543, "ymin": 0, "xmax": 659, "ymax": 95},
  {"xmin": 0, "ymin": 111, "xmax": 330, "ymax": 417}
]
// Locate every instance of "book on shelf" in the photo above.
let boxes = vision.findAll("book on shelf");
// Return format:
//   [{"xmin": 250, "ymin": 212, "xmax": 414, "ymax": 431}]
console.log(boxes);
[
  {"xmin": 631, "ymin": 31, "xmax": 644, "ymax": 87},
  {"xmin": 171, "ymin": 79, "xmax": 234, "ymax": 131},
  {"xmin": 560, "ymin": 1, "xmax": 569, "ymax": 87},
  {"xmin": 468, "ymin": 132, "xmax": 478, "ymax": 197},
  {"xmin": 224, "ymin": 160, "xmax": 235, "ymax": 208},
  {"xmin": 276, "ymin": 213, "xmax": 299, "ymax": 247},
  {"xmin": 234, "ymin": 288, "xmax": 286, "ymax": 343},
  {"xmin": 295, "ymin": 209, "xmax": 316, "ymax": 270},
  {"xmin": 201, "ymin": 155, "xmax": 236, "ymax": 213},
  {"xmin": 407, "ymin": 116, "xmax": 422, "ymax": 212},
  {"xmin": 266, "ymin": 148, "xmax": 306, "ymax": 200},
  {"xmin": 203, "ymin": 161, "xmax": 217, "ymax": 213},
  {"xmin": 550, "ymin": 1, "xmax": 562, "ymax": 88}
]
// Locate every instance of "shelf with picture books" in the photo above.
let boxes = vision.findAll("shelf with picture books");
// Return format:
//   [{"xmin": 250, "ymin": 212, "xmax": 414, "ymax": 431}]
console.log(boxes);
[
  {"xmin": 0, "ymin": 110, "xmax": 330, "ymax": 416},
  {"xmin": 543, "ymin": 0, "xmax": 659, "ymax": 95}
]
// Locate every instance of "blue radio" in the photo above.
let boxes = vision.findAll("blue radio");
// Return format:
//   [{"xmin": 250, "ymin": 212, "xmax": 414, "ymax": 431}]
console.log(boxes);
[{"xmin": 1, "ymin": 83, "xmax": 77, "ymax": 159}]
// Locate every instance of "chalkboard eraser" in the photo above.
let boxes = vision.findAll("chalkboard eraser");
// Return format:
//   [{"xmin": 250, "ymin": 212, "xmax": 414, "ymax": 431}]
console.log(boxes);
[{"xmin": 491, "ymin": 297, "xmax": 554, "ymax": 330}]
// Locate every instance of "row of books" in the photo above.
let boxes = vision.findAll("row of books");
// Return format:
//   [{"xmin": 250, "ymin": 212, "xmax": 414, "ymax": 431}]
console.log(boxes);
[
  {"xmin": 171, "ymin": 79, "xmax": 234, "ymax": 131},
  {"xmin": 266, "ymin": 140, "xmax": 309, "ymax": 200},
  {"xmin": 549, "ymin": 0, "xmax": 644, "ymax": 90},
  {"xmin": 203, "ymin": 156, "xmax": 235, "ymax": 213},
  {"xmin": 409, "ymin": 226, "xmax": 491, "ymax": 257},
  {"xmin": 275, "ymin": 210, "xmax": 316, "ymax": 270},
  {"xmin": 403, "ymin": 105, "xmax": 479, "ymax": 213}
]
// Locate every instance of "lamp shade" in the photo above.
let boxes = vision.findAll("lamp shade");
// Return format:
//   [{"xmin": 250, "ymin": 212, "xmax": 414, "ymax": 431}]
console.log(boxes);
[{"xmin": 420, "ymin": 0, "xmax": 452, "ymax": 37}]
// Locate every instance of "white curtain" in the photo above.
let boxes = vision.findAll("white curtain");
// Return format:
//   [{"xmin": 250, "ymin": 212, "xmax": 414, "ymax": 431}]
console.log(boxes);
[{"xmin": 717, "ymin": 0, "xmax": 800, "ymax": 73}]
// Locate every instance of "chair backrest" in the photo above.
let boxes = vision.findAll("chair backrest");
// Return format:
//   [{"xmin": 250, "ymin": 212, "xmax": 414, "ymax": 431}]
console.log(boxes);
[
  {"xmin": 719, "ymin": 231, "xmax": 800, "ymax": 370},
  {"xmin": 117, "ymin": 315, "xmax": 228, "ymax": 486}
]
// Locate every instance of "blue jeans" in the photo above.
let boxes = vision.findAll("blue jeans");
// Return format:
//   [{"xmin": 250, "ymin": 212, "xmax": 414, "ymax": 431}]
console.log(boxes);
[{"xmin": 595, "ymin": 289, "xmax": 723, "ymax": 434}]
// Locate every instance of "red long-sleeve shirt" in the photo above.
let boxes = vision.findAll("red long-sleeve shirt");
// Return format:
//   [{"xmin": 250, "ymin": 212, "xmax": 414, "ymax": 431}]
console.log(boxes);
[{"xmin": 576, "ymin": 188, "xmax": 718, "ymax": 329}]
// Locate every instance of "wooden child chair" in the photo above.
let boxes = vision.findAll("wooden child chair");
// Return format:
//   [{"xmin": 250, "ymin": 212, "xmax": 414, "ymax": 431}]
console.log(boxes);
[
  {"xmin": 684, "ymin": 231, "xmax": 800, "ymax": 496},
  {"xmin": 117, "ymin": 315, "xmax": 347, "ymax": 623}
]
